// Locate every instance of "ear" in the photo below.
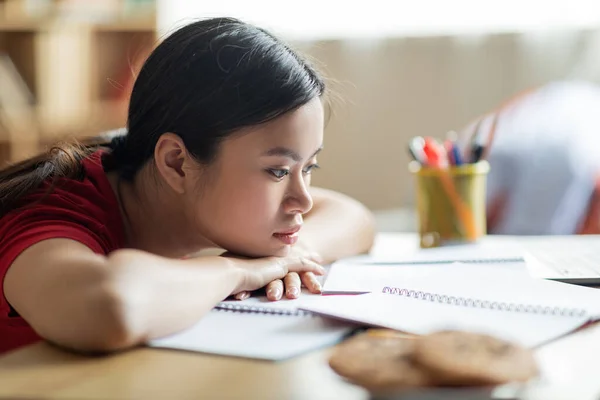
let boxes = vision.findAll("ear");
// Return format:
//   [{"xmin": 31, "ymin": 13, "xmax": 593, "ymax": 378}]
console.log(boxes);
[{"xmin": 154, "ymin": 133, "xmax": 194, "ymax": 194}]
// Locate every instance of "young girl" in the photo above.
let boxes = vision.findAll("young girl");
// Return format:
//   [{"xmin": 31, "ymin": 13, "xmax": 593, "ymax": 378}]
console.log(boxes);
[{"xmin": 0, "ymin": 18, "xmax": 375, "ymax": 355}]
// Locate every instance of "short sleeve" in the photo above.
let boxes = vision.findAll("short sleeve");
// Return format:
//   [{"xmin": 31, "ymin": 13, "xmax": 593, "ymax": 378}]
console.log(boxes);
[
  {"xmin": 0, "ymin": 150, "xmax": 125, "ymax": 354},
  {"xmin": 0, "ymin": 208, "xmax": 107, "ymax": 317}
]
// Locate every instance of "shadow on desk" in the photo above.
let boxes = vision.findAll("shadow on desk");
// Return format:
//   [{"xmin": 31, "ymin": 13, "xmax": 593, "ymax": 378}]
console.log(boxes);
[
  {"xmin": 0, "ymin": 342, "xmax": 368, "ymax": 400},
  {"xmin": 372, "ymin": 388, "xmax": 499, "ymax": 400},
  {"xmin": 0, "ymin": 342, "xmax": 103, "ymax": 368}
]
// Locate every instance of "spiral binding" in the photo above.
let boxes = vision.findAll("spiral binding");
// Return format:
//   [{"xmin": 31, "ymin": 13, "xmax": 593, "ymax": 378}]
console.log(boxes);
[
  {"xmin": 214, "ymin": 303, "xmax": 312, "ymax": 317},
  {"xmin": 381, "ymin": 286, "xmax": 588, "ymax": 318}
]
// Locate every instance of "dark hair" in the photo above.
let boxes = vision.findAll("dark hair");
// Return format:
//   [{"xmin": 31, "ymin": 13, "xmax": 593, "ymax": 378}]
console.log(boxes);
[{"xmin": 0, "ymin": 17, "xmax": 325, "ymax": 216}]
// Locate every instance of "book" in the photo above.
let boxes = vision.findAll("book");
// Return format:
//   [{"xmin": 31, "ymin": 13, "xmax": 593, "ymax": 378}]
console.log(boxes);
[
  {"xmin": 148, "ymin": 292, "xmax": 357, "ymax": 361},
  {"xmin": 301, "ymin": 263, "xmax": 600, "ymax": 347}
]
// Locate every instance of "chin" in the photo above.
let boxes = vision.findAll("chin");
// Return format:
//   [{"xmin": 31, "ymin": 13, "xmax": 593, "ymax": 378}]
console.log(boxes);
[
  {"xmin": 271, "ymin": 245, "xmax": 291, "ymax": 257},
  {"xmin": 253, "ymin": 244, "xmax": 290, "ymax": 258},
  {"xmin": 221, "ymin": 243, "xmax": 290, "ymax": 259}
]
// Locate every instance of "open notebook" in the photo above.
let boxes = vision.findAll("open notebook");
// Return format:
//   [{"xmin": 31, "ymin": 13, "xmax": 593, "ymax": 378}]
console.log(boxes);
[
  {"xmin": 148, "ymin": 292, "xmax": 356, "ymax": 361},
  {"xmin": 300, "ymin": 262, "xmax": 600, "ymax": 348}
]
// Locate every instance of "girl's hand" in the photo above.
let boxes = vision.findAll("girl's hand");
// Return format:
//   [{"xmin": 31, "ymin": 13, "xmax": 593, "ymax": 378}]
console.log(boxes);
[
  {"xmin": 232, "ymin": 241, "xmax": 325, "ymax": 301},
  {"xmin": 224, "ymin": 254, "xmax": 325, "ymax": 300},
  {"xmin": 266, "ymin": 241, "xmax": 324, "ymax": 301},
  {"xmin": 263, "ymin": 269, "xmax": 323, "ymax": 301}
]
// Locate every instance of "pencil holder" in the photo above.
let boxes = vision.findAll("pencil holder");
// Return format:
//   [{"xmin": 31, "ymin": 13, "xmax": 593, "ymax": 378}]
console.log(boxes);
[{"xmin": 409, "ymin": 161, "xmax": 490, "ymax": 248}]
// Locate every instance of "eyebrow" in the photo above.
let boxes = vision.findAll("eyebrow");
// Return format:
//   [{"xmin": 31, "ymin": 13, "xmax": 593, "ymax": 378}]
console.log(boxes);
[{"xmin": 262, "ymin": 146, "xmax": 323, "ymax": 162}]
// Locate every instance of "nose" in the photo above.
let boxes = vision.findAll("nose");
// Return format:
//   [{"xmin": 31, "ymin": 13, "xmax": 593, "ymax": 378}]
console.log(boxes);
[{"xmin": 284, "ymin": 175, "xmax": 313, "ymax": 215}]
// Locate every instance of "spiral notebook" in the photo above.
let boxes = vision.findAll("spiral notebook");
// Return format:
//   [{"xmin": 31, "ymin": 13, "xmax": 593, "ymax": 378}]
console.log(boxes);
[
  {"xmin": 322, "ymin": 261, "xmax": 527, "ymax": 294},
  {"xmin": 303, "ymin": 264, "xmax": 600, "ymax": 347},
  {"xmin": 340, "ymin": 252, "xmax": 525, "ymax": 266},
  {"xmin": 363, "ymin": 233, "xmax": 527, "ymax": 265},
  {"xmin": 148, "ymin": 293, "xmax": 356, "ymax": 361},
  {"xmin": 362, "ymin": 233, "xmax": 600, "ymax": 285}
]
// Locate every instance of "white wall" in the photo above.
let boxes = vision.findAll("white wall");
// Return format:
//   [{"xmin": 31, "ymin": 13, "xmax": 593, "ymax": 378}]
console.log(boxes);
[{"xmin": 157, "ymin": 1, "xmax": 600, "ymax": 40}]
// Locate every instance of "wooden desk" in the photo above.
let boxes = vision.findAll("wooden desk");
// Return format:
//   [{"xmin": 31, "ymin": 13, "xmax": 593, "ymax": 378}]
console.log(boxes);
[
  {"xmin": 0, "ymin": 342, "xmax": 367, "ymax": 400},
  {"xmin": 3, "ymin": 323, "xmax": 600, "ymax": 400}
]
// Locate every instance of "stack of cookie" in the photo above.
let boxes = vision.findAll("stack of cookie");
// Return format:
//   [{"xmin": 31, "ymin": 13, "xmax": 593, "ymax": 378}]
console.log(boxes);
[{"xmin": 329, "ymin": 329, "xmax": 538, "ymax": 395}]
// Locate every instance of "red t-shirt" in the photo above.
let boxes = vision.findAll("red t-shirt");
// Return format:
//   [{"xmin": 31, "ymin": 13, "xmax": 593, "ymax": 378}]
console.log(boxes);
[{"xmin": 0, "ymin": 150, "xmax": 126, "ymax": 354}]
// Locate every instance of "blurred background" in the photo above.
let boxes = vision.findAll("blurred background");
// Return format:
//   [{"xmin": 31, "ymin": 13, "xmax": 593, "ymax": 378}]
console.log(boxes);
[{"xmin": 2, "ymin": 0, "xmax": 600, "ymax": 231}]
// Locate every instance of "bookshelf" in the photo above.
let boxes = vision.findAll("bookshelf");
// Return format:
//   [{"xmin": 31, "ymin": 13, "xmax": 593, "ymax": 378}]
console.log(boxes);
[{"xmin": 0, "ymin": 0, "xmax": 156, "ymax": 164}]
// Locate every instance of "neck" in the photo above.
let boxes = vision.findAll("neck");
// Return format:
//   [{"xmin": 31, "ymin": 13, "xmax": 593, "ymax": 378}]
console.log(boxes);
[{"xmin": 107, "ymin": 168, "xmax": 214, "ymax": 258}]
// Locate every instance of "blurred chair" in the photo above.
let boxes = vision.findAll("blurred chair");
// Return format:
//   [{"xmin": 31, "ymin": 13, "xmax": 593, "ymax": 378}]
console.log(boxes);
[{"xmin": 457, "ymin": 80, "xmax": 600, "ymax": 235}]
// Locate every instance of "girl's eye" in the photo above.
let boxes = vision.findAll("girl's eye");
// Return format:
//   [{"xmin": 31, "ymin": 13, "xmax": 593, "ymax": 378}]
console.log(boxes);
[
  {"xmin": 268, "ymin": 169, "xmax": 290, "ymax": 179},
  {"xmin": 303, "ymin": 163, "xmax": 320, "ymax": 175}
]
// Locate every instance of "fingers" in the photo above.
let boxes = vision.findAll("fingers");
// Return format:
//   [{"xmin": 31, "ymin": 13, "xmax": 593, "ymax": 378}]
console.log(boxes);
[
  {"xmin": 252, "ymin": 257, "xmax": 324, "ymax": 286},
  {"xmin": 266, "ymin": 279, "xmax": 284, "ymax": 301},
  {"xmin": 284, "ymin": 272, "xmax": 301, "ymax": 299},
  {"xmin": 282, "ymin": 257, "xmax": 325, "ymax": 276},
  {"xmin": 237, "ymin": 256, "xmax": 325, "ymax": 295},
  {"xmin": 307, "ymin": 252, "xmax": 324, "ymax": 264},
  {"xmin": 234, "ymin": 291, "xmax": 250, "ymax": 301},
  {"xmin": 300, "ymin": 272, "xmax": 322, "ymax": 294}
]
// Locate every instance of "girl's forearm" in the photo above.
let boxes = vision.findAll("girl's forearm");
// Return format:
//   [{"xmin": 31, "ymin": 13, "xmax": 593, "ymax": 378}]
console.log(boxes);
[
  {"xmin": 7, "ymin": 240, "xmax": 243, "ymax": 354},
  {"xmin": 103, "ymin": 250, "xmax": 241, "ymax": 348},
  {"xmin": 302, "ymin": 187, "xmax": 376, "ymax": 263}
]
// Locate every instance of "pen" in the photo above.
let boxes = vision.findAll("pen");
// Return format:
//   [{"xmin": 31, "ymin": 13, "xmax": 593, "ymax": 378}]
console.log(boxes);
[
  {"xmin": 480, "ymin": 113, "xmax": 499, "ymax": 162},
  {"xmin": 451, "ymin": 142, "xmax": 463, "ymax": 166},
  {"xmin": 423, "ymin": 137, "xmax": 447, "ymax": 168},
  {"xmin": 469, "ymin": 114, "xmax": 498, "ymax": 163},
  {"xmin": 444, "ymin": 131, "xmax": 465, "ymax": 166},
  {"xmin": 471, "ymin": 144, "xmax": 484, "ymax": 163},
  {"xmin": 444, "ymin": 140, "xmax": 456, "ymax": 166},
  {"xmin": 408, "ymin": 136, "xmax": 427, "ymax": 165}
]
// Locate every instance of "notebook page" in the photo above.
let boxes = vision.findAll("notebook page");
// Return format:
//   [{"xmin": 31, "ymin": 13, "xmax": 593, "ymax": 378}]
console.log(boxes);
[
  {"xmin": 148, "ymin": 310, "xmax": 355, "ymax": 361},
  {"xmin": 323, "ymin": 262, "xmax": 600, "ymax": 316},
  {"xmin": 365, "ymin": 233, "xmax": 526, "ymax": 264},
  {"xmin": 324, "ymin": 262, "xmax": 529, "ymax": 294},
  {"xmin": 323, "ymin": 262, "xmax": 487, "ymax": 294},
  {"xmin": 299, "ymin": 292, "xmax": 589, "ymax": 348}
]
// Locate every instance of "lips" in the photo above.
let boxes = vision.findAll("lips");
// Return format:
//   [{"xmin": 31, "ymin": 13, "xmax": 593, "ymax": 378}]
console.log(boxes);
[
  {"xmin": 273, "ymin": 225, "xmax": 302, "ymax": 245},
  {"xmin": 274, "ymin": 225, "xmax": 302, "ymax": 235}
]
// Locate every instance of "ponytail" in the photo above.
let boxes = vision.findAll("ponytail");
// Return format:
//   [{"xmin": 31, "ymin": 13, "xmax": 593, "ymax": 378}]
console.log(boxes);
[{"xmin": 0, "ymin": 128, "xmax": 126, "ymax": 217}]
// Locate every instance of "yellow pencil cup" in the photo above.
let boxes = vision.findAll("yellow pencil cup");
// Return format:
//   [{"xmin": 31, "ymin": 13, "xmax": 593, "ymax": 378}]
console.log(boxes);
[{"xmin": 409, "ymin": 161, "xmax": 490, "ymax": 248}]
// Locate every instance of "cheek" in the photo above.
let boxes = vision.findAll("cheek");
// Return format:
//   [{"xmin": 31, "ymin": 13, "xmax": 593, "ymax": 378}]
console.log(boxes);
[{"xmin": 210, "ymin": 176, "xmax": 285, "ymax": 230}]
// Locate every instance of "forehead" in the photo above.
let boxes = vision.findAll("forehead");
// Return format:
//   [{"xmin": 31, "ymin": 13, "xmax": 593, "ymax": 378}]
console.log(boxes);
[{"xmin": 222, "ymin": 99, "xmax": 324, "ymax": 156}]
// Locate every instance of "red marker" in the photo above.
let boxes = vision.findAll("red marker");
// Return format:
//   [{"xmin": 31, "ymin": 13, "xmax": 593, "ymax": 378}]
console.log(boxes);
[{"xmin": 423, "ymin": 137, "xmax": 447, "ymax": 168}]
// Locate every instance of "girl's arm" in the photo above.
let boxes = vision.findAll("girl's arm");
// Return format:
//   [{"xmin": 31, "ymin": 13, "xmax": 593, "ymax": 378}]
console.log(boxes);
[
  {"xmin": 302, "ymin": 187, "xmax": 376, "ymax": 263},
  {"xmin": 4, "ymin": 239, "xmax": 323, "ymax": 353}
]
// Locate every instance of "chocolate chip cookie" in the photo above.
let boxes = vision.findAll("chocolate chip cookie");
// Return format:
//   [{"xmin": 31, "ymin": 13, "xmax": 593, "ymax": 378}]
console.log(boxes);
[
  {"xmin": 413, "ymin": 330, "xmax": 538, "ymax": 386},
  {"xmin": 328, "ymin": 330, "xmax": 432, "ymax": 391}
]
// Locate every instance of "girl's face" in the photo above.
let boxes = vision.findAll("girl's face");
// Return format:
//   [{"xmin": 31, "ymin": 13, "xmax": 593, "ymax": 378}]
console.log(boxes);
[{"xmin": 188, "ymin": 98, "xmax": 324, "ymax": 258}]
